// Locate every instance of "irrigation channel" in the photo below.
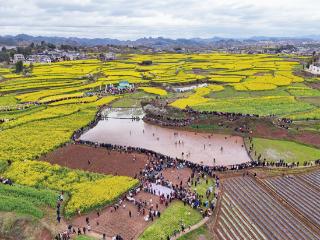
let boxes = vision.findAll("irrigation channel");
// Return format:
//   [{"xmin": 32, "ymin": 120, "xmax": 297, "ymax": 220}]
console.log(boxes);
[{"xmin": 80, "ymin": 108, "xmax": 251, "ymax": 167}]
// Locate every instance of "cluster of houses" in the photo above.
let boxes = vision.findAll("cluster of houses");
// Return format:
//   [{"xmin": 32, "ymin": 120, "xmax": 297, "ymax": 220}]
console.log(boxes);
[
  {"xmin": 13, "ymin": 51, "xmax": 118, "ymax": 64},
  {"xmin": 12, "ymin": 50, "xmax": 88, "ymax": 64},
  {"xmin": 99, "ymin": 52, "xmax": 116, "ymax": 61}
]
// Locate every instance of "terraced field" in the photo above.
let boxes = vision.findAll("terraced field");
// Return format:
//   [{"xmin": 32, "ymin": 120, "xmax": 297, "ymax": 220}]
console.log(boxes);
[
  {"xmin": 214, "ymin": 177, "xmax": 319, "ymax": 240},
  {"xmin": 0, "ymin": 54, "xmax": 319, "ymax": 119},
  {"xmin": 265, "ymin": 172, "xmax": 320, "ymax": 226}
]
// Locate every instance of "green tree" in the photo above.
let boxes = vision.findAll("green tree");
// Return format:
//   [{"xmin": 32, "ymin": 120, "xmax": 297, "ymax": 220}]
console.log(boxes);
[{"xmin": 15, "ymin": 60, "xmax": 24, "ymax": 73}]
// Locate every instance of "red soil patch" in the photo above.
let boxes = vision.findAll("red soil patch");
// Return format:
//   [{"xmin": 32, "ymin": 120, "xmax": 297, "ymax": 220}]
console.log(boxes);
[
  {"xmin": 294, "ymin": 132, "xmax": 320, "ymax": 148},
  {"xmin": 41, "ymin": 144, "xmax": 149, "ymax": 177},
  {"xmin": 71, "ymin": 191, "xmax": 168, "ymax": 240},
  {"xmin": 254, "ymin": 124, "xmax": 320, "ymax": 148},
  {"xmin": 254, "ymin": 124, "xmax": 288, "ymax": 139},
  {"xmin": 161, "ymin": 167, "xmax": 192, "ymax": 187}
]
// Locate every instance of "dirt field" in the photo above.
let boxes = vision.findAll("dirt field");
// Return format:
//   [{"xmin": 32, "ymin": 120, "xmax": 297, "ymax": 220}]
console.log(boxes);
[
  {"xmin": 254, "ymin": 124, "xmax": 288, "ymax": 139},
  {"xmin": 161, "ymin": 167, "xmax": 192, "ymax": 187},
  {"xmin": 71, "ymin": 191, "xmax": 168, "ymax": 240},
  {"xmin": 41, "ymin": 144, "xmax": 149, "ymax": 177},
  {"xmin": 294, "ymin": 132, "xmax": 320, "ymax": 148}
]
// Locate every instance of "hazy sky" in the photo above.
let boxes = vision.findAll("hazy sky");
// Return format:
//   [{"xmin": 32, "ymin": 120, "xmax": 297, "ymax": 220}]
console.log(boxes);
[{"xmin": 0, "ymin": 0, "xmax": 319, "ymax": 39}]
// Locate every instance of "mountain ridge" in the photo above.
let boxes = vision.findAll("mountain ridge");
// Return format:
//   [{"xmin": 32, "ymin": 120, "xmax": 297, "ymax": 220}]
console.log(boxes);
[{"xmin": 1, "ymin": 34, "xmax": 319, "ymax": 48}]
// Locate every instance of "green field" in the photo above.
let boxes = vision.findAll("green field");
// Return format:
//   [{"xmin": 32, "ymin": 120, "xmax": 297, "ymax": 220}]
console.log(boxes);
[
  {"xmin": 0, "ymin": 95, "xmax": 18, "ymax": 106},
  {"xmin": 75, "ymin": 236, "xmax": 97, "ymax": 240},
  {"xmin": 138, "ymin": 201, "xmax": 202, "ymax": 240},
  {"xmin": 193, "ymin": 95, "xmax": 313, "ymax": 116},
  {"xmin": 250, "ymin": 138, "xmax": 320, "ymax": 164},
  {"xmin": 191, "ymin": 177, "xmax": 215, "ymax": 203},
  {"xmin": 0, "ymin": 184, "xmax": 57, "ymax": 218}
]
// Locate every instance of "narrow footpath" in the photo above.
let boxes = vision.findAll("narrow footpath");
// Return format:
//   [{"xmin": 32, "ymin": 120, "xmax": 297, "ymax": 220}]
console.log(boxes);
[{"xmin": 170, "ymin": 217, "xmax": 210, "ymax": 240}]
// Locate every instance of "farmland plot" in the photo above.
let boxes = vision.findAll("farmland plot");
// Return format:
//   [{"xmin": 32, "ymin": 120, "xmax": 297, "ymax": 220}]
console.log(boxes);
[
  {"xmin": 214, "ymin": 177, "xmax": 319, "ymax": 240},
  {"xmin": 265, "ymin": 174, "xmax": 320, "ymax": 226}
]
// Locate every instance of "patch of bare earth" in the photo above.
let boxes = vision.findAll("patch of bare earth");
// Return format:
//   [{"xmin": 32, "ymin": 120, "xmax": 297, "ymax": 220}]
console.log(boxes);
[
  {"xmin": 254, "ymin": 124, "xmax": 320, "ymax": 148},
  {"xmin": 161, "ymin": 167, "xmax": 192, "ymax": 187},
  {"xmin": 294, "ymin": 132, "xmax": 320, "ymax": 147},
  {"xmin": 254, "ymin": 124, "xmax": 288, "ymax": 139},
  {"xmin": 41, "ymin": 144, "xmax": 149, "ymax": 177}
]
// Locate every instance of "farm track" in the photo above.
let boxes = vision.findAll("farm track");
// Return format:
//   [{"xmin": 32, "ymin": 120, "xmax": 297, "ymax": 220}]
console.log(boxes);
[
  {"xmin": 213, "ymin": 176, "xmax": 320, "ymax": 240},
  {"xmin": 170, "ymin": 217, "xmax": 210, "ymax": 240}
]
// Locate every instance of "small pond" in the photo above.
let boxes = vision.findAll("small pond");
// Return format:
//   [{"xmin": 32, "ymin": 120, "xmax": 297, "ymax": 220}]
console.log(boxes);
[{"xmin": 80, "ymin": 108, "xmax": 251, "ymax": 167}]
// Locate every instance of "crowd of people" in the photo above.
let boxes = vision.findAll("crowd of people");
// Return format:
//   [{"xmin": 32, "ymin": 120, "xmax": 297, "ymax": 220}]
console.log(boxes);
[
  {"xmin": 72, "ymin": 110, "xmax": 103, "ymax": 140},
  {"xmin": 276, "ymin": 117, "xmax": 292, "ymax": 129},
  {"xmin": 143, "ymin": 104, "xmax": 294, "ymax": 136},
  {"xmin": 76, "ymin": 140, "xmax": 256, "ymax": 174},
  {"xmin": 184, "ymin": 107, "xmax": 260, "ymax": 122},
  {"xmin": 107, "ymin": 85, "xmax": 135, "ymax": 95},
  {"xmin": 184, "ymin": 107, "xmax": 294, "ymax": 130},
  {"xmin": 56, "ymin": 192, "xmax": 65, "ymax": 223},
  {"xmin": 94, "ymin": 84, "xmax": 136, "ymax": 96},
  {"xmin": 55, "ymin": 227, "xmax": 113, "ymax": 240},
  {"xmin": 55, "ymin": 224, "xmax": 120, "ymax": 240},
  {"xmin": 75, "ymin": 139, "xmax": 234, "ymax": 206},
  {"xmin": 143, "ymin": 116, "xmax": 192, "ymax": 127}
]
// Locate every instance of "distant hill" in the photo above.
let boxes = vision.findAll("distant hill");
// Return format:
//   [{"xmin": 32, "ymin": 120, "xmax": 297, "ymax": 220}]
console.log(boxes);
[{"xmin": 0, "ymin": 34, "xmax": 319, "ymax": 48}]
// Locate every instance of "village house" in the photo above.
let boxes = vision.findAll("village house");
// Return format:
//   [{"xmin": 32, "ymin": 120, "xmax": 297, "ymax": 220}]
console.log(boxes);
[
  {"xmin": 99, "ymin": 52, "xmax": 116, "ymax": 61},
  {"xmin": 308, "ymin": 57, "xmax": 320, "ymax": 75},
  {"xmin": 63, "ymin": 52, "xmax": 82, "ymax": 61},
  {"xmin": 13, "ymin": 54, "xmax": 25, "ymax": 63},
  {"xmin": 309, "ymin": 64, "xmax": 320, "ymax": 75}
]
